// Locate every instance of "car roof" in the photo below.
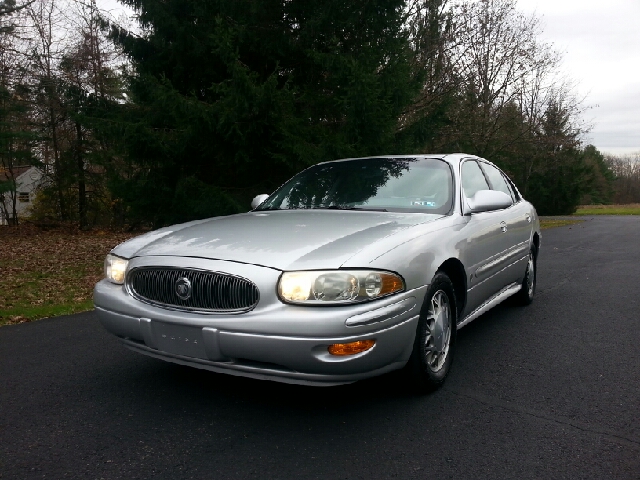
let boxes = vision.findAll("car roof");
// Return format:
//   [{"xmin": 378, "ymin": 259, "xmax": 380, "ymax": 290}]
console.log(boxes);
[{"xmin": 317, "ymin": 153, "xmax": 478, "ymax": 167}]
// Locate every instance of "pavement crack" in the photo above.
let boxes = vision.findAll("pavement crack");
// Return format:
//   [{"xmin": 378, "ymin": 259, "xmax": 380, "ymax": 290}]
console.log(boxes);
[{"xmin": 446, "ymin": 387, "xmax": 640, "ymax": 450}]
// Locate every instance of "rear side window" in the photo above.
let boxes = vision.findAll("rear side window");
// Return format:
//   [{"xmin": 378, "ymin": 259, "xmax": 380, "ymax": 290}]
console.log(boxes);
[
  {"xmin": 461, "ymin": 160, "xmax": 489, "ymax": 198},
  {"xmin": 480, "ymin": 162, "xmax": 513, "ymax": 201}
]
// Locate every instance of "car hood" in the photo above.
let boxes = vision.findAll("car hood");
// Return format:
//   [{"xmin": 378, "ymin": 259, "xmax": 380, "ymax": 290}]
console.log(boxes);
[{"xmin": 112, "ymin": 210, "xmax": 443, "ymax": 271}]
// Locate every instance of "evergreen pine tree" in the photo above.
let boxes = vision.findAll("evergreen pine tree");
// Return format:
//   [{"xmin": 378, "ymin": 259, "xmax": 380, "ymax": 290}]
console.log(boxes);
[{"xmin": 101, "ymin": 0, "xmax": 420, "ymax": 226}]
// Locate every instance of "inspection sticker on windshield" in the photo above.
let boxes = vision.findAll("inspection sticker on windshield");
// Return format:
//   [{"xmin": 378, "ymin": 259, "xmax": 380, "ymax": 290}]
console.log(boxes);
[{"xmin": 412, "ymin": 201, "xmax": 436, "ymax": 207}]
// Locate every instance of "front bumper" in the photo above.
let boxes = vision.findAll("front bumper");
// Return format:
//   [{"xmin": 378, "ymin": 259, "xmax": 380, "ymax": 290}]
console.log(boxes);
[
  {"xmin": 95, "ymin": 305, "xmax": 419, "ymax": 386},
  {"xmin": 94, "ymin": 257, "xmax": 425, "ymax": 386}
]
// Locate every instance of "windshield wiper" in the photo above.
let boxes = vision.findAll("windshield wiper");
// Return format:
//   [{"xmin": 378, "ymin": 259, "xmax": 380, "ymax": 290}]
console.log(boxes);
[
  {"xmin": 313, "ymin": 206, "xmax": 388, "ymax": 212},
  {"xmin": 255, "ymin": 206, "xmax": 283, "ymax": 211}
]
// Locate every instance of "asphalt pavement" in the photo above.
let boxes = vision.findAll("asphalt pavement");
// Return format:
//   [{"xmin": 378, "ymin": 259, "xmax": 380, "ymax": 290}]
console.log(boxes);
[{"xmin": 1, "ymin": 216, "xmax": 639, "ymax": 479}]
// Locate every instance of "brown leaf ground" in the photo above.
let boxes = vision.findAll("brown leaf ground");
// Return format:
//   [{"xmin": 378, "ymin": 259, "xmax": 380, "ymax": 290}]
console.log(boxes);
[{"xmin": 0, "ymin": 225, "xmax": 138, "ymax": 326}]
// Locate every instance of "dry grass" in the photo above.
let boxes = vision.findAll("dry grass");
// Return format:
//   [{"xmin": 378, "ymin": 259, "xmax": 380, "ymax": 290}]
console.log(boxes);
[{"xmin": 0, "ymin": 225, "xmax": 138, "ymax": 326}]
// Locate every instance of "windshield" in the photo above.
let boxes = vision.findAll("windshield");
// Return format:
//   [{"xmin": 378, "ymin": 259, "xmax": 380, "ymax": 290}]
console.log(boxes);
[{"xmin": 256, "ymin": 157, "xmax": 454, "ymax": 214}]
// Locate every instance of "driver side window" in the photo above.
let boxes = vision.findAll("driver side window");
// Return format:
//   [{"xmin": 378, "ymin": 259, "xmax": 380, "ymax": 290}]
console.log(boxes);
[{"xmin": 461, "ymin": 160, "xmax": 489, "ymax": 198}]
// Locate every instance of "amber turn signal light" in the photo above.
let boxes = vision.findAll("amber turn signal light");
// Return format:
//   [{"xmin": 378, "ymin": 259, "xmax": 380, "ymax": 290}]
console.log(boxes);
[{"xmin": 328, "ymin": 339, "xmax": 376, "ymax": 356}]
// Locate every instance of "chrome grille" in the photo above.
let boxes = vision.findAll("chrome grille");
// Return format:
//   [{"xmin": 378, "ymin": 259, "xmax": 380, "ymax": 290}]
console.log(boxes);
[{"xmin": 127, "ymin": 268, "xmax": 260, "ymax": 313}]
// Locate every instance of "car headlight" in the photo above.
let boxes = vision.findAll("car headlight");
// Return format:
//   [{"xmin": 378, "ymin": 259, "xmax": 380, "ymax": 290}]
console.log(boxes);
[
  {"xmin": 278, "ymin": 270, "xmax": 404, "ymax": 304},
  {"xmin": 104, "ymin": 254, "xmax": 129, "ymax": 284}
]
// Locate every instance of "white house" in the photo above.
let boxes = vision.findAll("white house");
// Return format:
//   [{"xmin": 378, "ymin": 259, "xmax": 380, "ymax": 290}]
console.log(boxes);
[{"xmin": 0, "ymin": 166, "xmax": 45, "ymax": 225}]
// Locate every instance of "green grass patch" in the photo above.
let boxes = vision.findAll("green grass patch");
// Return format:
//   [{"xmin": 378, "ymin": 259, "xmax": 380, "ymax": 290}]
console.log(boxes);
[
  {"xmin": 540, "ymin": 219, "xmax": 584, "ymax": 230},
  {"xmin": 575, "ymin": 204, "xmax": 640, "ymax": 215},
  {"xmin": 0, "ymin": 300, "xmax": 95, "ymax": 326}
]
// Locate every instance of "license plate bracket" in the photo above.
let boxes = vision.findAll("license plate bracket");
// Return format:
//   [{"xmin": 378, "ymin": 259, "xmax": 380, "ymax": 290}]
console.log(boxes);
[{"xmin": 152, "ymin": 322, "xmax": 208, "ymax": 360}]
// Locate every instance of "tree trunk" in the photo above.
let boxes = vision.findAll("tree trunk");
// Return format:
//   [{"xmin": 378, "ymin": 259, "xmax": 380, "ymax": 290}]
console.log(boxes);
[
  {"xmin": 75, "ymin": 119, "xmax": 86, "ymax": 229},
  {"xmin": 48, "ymin": 104, "xmax": 66, "ymax": 220}
]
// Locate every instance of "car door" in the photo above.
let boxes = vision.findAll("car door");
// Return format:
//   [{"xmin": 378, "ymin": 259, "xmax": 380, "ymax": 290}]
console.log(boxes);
[
  {"xmin": 458, "ymin": 159, "xmax": 509, "ymax": 318},
  {"xmin": 478, "ymin": 161, "xmax": 531, "ymax": 285}
]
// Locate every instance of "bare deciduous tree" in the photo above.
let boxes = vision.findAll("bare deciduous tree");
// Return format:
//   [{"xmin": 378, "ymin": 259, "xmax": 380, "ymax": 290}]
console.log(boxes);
[
  {"xmin": 606, "ymin": 153, "xmax": 640, "ymax": 203},
  {"xmin": 0, "ymin": 0, "xmax": 34, "ymax": 33}
]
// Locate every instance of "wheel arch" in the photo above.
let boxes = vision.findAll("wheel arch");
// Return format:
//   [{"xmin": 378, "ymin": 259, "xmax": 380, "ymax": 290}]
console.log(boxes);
[
  {"xmin": 436, "ymin": 258, "xmax": 467, "ymax": 317},
  {"xmin": 532, "ymin": 232, "xmax": 540, "ymax": 257}
]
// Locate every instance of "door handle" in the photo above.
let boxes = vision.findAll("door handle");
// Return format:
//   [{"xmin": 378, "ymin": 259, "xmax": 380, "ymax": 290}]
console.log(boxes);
[
  {"xmin": 525, "ymin": 213, "xmax": 531, "ymax": 223},
  {"xmin": 500, "ymin": 221, "xmax": 507, "ymax": 233}
]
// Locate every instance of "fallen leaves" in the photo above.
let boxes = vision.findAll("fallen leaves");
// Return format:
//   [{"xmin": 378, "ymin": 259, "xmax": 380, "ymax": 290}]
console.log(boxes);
[{"xmin": 0, "ymin": 225, "xmax": 139, "ymax": 324}]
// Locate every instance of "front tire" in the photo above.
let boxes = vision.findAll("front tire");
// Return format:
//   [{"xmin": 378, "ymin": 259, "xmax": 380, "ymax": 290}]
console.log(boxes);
[{"xmin": 405, "ymin": 272, "xmax": 457, "ymax": 394}]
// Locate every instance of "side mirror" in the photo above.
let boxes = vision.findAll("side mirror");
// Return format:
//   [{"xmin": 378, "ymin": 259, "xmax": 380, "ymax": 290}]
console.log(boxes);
[
  {"xmin": 251, "ymin": 194, "xmax": 270, "ymax": 210},
  {"xmin": 464, "ymin": 190, "xmax": 512, "ymax": 215}
]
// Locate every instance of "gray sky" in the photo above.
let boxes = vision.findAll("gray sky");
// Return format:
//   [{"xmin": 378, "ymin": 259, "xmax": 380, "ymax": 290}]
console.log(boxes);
[
  {"xmin": 518, "ymin": 0, "xmax": 640, "ymax": 155},
  {"xmin": 100, "ymin": 0, "xmax": 640, "ymax": 156}
]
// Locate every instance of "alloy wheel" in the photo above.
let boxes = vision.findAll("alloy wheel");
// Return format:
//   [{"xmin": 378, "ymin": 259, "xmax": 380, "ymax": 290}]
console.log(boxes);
[
  {"xmin": 424, "ymin": 290, "xmax": 452, "ymax": 372},
  {"xmin": 526, "ymin": 252, "xmax": 535, "ymax": 298}
]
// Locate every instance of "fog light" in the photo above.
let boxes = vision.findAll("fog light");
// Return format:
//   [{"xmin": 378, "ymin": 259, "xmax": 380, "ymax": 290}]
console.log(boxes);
[{"xmin": 328, "ymin": 339, "xmax": 375, "ymax": 356}]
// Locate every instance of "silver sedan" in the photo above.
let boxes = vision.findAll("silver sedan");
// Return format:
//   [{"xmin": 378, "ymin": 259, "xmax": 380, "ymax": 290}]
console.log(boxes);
[{"xmin": 94, "ymin": 154, "xmax": 540, "ymax": 392}]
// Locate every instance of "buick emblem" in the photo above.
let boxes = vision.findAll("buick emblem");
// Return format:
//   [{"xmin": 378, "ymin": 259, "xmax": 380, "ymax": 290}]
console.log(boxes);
[{"xmin": 175, "ymin": 277, "xmax": 192, "ymax": 300}]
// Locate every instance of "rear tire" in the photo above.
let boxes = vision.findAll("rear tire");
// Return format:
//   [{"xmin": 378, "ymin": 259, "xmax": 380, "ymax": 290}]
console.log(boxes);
[
  {"xmin": 514, "ymin": 245, "xmax": 536, "ymax": 306},
  {"xmin": 405, "ymin": 272, "xmax": 457, "ymax": 394}
]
